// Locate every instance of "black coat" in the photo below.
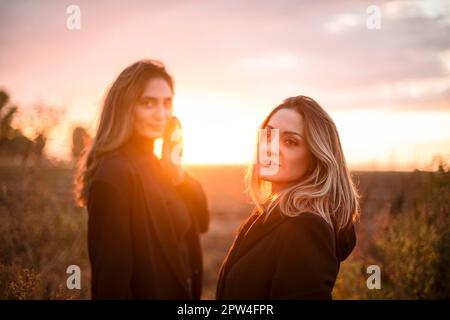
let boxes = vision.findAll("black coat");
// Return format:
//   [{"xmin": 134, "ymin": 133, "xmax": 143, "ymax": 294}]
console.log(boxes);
[
  {"xmin": 87, "ymin": 134, "xmax": 209, "ymax": 299},
  {"xmin": 216, "ymin": 206, "xmax": 356, "ymax": 299}
]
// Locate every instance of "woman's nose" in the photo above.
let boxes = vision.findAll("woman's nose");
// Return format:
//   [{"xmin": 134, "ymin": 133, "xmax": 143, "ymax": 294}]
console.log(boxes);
[
  {"xmin": 260, "ymin": 135, "xmax": 280, "ymax": 157},
  {"xmin": 153, "ymin": 104, "xmax": 165, "ymax": 120},
  {"xmin": 259, "ymin": 136, "xmax": 280, "ymax": 163}
]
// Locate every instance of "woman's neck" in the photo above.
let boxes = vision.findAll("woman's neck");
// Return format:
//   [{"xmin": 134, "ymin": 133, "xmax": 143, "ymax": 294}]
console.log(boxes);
[
  {"xmin": 270, "ymin": 182, "xmax": 288, "ymax": 195},
  {"xmin": 127, "ymin": 130, "xmax": 156, "ymax": 155}
]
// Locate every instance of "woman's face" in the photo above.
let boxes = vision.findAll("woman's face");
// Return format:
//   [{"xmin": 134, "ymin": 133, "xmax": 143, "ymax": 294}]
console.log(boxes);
[
  {"xmin": 258, "ymin": 108, "xmax": 315, "ymax": 192},
  {"xmin": 134, "ymin": 77, "xmax": 173, "ymax": 139}
]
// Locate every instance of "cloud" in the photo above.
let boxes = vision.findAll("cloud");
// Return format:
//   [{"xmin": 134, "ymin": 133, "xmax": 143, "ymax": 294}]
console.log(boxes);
[
  {"xmin": 0, "ymin": 0, "xmax": 449, "ymax": 114},
  {"xmin": 324, "ymin": 13, "xmax": 365, "ymax": 33},
  {"xmin": 237, "ymin": 51, "xmax": 299, "ymax": 72}
]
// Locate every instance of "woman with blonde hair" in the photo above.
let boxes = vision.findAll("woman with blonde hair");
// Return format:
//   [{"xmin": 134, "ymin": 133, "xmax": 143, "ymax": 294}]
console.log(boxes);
[
  {"xmin": 75, "ymin": 59, "xmax": 209, "ymax": 299},
  {"xmin": 216, "ymin": 95, "xmax": 359, "ymax": 299}
]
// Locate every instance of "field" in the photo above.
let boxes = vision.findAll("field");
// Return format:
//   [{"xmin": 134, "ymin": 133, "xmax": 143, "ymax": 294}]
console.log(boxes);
[{"xmin": 0, "ymin": 163, "xmax": 448, "ymax": 299}]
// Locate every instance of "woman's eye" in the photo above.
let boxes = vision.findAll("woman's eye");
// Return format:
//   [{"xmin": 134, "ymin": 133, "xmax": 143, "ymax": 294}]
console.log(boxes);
[
  {"xmin": 284, "ymin": 139, "xmax": 298, "ymax": 146},
  {"xmin": 164, "ymin": 101, "xmax": 172, "ymax": 109},
  {"xmin": 141, "ymin": 101, "xmax": 155, "ymax": 108}
]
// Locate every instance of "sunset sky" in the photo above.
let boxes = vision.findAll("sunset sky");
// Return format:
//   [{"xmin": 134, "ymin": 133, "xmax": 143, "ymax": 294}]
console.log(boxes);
[{"xmin": 1, "ymin": 0, "xmax": 449, "ymax": 170}]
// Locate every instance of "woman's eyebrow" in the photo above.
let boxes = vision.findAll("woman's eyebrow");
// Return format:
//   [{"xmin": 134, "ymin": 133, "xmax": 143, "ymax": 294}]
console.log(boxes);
[
  {"xmin": 266, "ymin": 125, "xmax": 303, "ymax": 138},
  {"xmin": 139, "ymin": 96, "xmax": 156, "ymax": 101},
  {"xmin": 140, "ymin": 95, "xmax": 172, "ymax": 100}
]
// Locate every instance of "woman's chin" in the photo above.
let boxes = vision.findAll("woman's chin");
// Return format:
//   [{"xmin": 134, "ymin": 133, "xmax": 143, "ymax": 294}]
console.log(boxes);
[
  {"xmin": 258, "ymin": 167, "xmax": 282, "ymax": 179},
  {"xmin": 259, "ymin": 173, "xmax": 281, "ymax": 182},
  {"xmin": 143, "ymin": 130, "xmax": 164, "ymax": 139}
]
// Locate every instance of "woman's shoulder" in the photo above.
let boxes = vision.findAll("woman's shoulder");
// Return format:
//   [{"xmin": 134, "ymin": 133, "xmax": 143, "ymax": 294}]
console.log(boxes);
[
  {"xmin": 93, "ymin": 153, "xmax": 136, "ymax": 185},
  {"xmin": 272, "ymin": 212, "xmax": 337, "ymax": 262},
  {"xmin": 278, "ymin": 211, "xmax": 335, "ymax": 241}
]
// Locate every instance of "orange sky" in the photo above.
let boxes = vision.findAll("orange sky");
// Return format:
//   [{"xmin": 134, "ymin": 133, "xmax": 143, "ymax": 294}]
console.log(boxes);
[{"xmin": 0, "ymin": 0, "xmax": 449, "ymax": 170}]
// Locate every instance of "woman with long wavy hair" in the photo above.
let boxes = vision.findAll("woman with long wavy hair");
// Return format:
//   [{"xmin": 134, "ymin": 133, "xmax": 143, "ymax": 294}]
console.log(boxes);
[
  {"xmin": 216, "ymin": 95, "xmax": 360, "ymax": 299},
  {"xmin": 74, "ymin": 59, "xmax": 209, "ymax": 299}
]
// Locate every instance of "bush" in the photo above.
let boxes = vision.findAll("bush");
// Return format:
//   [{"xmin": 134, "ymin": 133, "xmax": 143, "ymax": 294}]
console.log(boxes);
[{"xmin": 333, "ymin": 160, "xmax": 450, "ymax": 299}]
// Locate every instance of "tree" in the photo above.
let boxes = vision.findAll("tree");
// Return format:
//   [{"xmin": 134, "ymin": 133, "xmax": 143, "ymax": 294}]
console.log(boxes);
[
  {"xmin": 71, "ymin": 126, "xmax": 91, "ymax": 162},
  {"xmin": 0, "ymin": 90, "xmax": 65, "ymax": 167}
]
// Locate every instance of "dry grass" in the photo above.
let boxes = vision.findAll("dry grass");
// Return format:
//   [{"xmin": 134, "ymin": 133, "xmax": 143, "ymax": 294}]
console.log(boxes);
[{"xmin": 0, "ymin": 162, "xmax": 448, "ymax": 299}]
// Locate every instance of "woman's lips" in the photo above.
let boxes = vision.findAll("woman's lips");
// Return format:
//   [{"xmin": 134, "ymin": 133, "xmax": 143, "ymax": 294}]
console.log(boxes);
[
  {"xmin": 260, "ymin": 161, "xmax": 281, "ymax": 168},
  {"xmin": 147, "ymin": 123, "xmax": 164, "ymax": 131}
]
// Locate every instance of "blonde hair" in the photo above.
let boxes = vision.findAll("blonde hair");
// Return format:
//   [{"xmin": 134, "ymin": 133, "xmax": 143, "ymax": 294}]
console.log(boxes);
[
  {"xmin": 74, "ymin": 59, "xmax": 174, "ymax": 206},
  {"xmin": 246, "ymin": 95, "xmax": 360, "ymax": 231}
]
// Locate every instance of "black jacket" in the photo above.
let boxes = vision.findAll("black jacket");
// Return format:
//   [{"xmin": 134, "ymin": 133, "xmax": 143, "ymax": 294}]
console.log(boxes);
[
  {"xmin": 216, "ymin": 206, "xmax": 356, "ymax": 299},
  {"xmin": 87, "ymin": 134, "xmax": 209, "ymax": 299}
]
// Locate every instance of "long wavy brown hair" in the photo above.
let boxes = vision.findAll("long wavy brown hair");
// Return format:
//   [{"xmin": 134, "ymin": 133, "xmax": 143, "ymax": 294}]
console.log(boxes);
[
  {"xmin": 246, "ymin": 96, "xmax": 360, "ymax": 231},
  {"xmin": 74, "ymin": 59, "xmax": 174, "ymax": 207}
]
